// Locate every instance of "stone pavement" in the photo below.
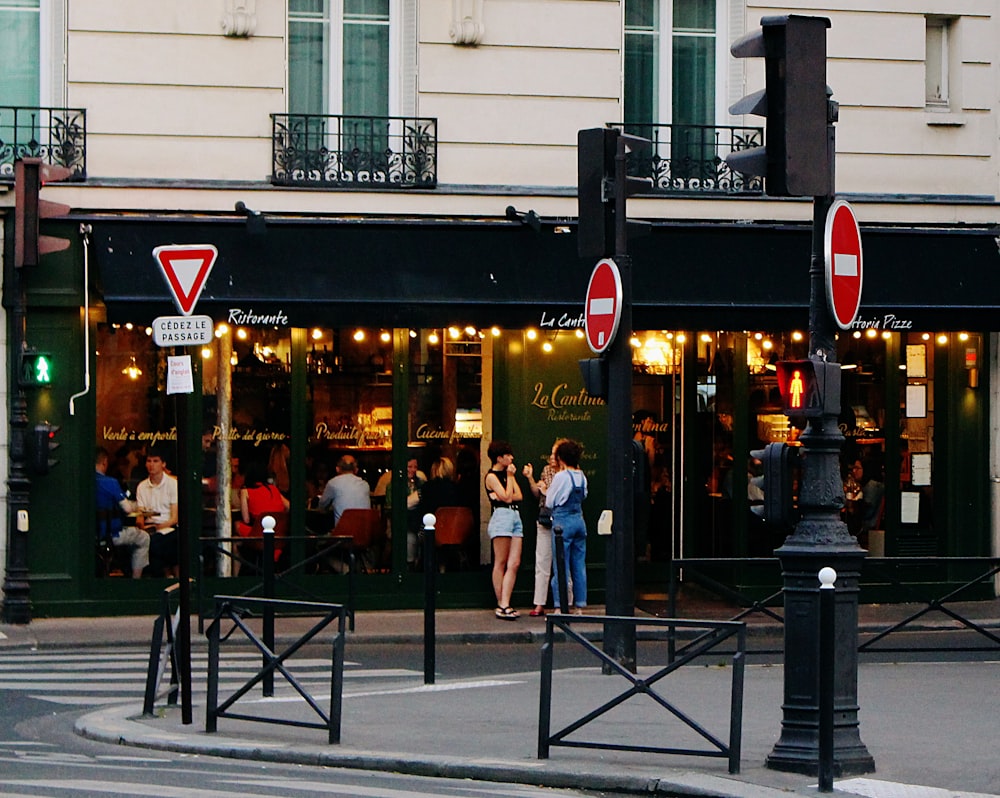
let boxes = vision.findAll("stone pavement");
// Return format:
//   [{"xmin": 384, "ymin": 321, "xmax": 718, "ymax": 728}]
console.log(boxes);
[{"xmin": 2, "ymin": 601, "xmax": 999, "ymax": 798}]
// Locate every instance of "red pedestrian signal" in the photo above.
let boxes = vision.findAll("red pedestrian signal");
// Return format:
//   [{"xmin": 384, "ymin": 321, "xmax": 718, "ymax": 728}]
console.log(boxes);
[{"xmin": 775, "ymin": 359, "xmax": 841, "ymax": 417}]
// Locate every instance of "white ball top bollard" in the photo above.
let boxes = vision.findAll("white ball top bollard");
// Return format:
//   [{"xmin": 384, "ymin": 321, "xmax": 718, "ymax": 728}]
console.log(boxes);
[
  {"xmin": 818, "ymin": 566, "xmax": 837, "ymax": 589},
  {"xmin": 423, "ymin": 513, "xmax": 437, "ymax": 530},
  {"xmin": 262, "ymin": 515, "xmax": 275, "ymax": 533}
]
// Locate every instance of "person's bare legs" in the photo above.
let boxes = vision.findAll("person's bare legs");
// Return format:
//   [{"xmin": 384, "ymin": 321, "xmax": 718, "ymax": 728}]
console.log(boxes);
[
  {"xmin": 499, "ymin": 536, "xmax": 522, "ymax": 610},
  {"xmin": 492, "ymin": 536, "xmax": 510, "ymax": 605}
]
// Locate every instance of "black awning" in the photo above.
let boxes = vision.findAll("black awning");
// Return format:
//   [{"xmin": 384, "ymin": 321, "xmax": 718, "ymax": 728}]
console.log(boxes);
[{"xmin": 90, "ymin": 215, "xmax": 1000, "ymax": 331}]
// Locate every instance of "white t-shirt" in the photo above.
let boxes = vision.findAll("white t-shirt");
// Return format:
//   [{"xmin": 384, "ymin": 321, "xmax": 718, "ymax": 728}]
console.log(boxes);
[{"xmin": 136, "ymin": 474, "xmax": 178, "ymax": 529}]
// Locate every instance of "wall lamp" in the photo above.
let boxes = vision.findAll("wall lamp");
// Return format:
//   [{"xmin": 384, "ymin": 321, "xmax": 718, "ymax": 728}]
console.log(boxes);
[
  {"xmin": 235, "ymin": 200, "xmax": 266, "ymax": 235},
  {"xmin": 505, "ymin": 205, "xmax": 542, "ymax": 233}
]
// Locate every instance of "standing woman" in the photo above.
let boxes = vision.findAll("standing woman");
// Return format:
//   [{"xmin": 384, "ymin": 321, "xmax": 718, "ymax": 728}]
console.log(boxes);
[
  {"xmin": 547, "ymin": 439, "xmax": 588, "ymax": 614},
  {"xmin": 523, "ymin": 440, "xmax": 563, "ymax": 616},
  {"xmin": 485, "ymin": 440, "xmax": 523, "ymax": 620}
]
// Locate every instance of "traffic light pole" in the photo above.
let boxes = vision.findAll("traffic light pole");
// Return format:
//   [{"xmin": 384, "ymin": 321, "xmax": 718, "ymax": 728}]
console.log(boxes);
[
  {"xmin": 766, "ymin": 130, "xmax": 873, "ymax": 776},
  {"xmin": 3, "ymin": 216, "xmax": 33, "ymax": 624},
  {"xmin": 603, "ymin": 135, "xmax": 636, "ymax": 671}
]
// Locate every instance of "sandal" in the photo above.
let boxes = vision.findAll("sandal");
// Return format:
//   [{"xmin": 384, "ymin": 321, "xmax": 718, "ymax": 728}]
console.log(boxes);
[
  {"xmin": 495, "ymin": 606, "xmax": 519, "ymax": 621},
  {"xmin": 529, "ymin": 607, "xmax": 545, "ymax": 617}
]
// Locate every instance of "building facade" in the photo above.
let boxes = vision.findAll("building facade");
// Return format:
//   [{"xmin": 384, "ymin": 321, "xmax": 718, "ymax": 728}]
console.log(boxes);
[{"xmin": 1, "ymin": 0, "xmax": 998, "ymax": 616}]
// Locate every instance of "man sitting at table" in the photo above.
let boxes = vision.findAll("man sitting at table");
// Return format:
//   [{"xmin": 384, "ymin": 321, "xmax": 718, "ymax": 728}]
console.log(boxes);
[
  {"xmin": 137, "ymin": 446, "xmax": 180, "ymax": 578},
  {"xmin": 95, "ymin": 447, "xmax": 150, "ymax": 578},
  {"xmin": 318, "ymin": 454, "xmax": 371, "ymax": 524}
]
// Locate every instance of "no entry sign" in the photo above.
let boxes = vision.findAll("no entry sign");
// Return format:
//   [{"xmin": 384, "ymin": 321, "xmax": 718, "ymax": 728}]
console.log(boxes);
[
  {"xmin": 584, "ymin": 257, "xmax": 622, "ymax": 355},
  {"xmin": 824, "ymin": 200, "xmax": 863, "ymax": 330}
]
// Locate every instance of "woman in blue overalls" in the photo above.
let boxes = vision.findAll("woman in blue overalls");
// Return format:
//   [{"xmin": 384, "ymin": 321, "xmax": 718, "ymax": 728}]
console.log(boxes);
[{"xmin": 546, "ymin": 439, "xmax": 588, "ymax": 613}]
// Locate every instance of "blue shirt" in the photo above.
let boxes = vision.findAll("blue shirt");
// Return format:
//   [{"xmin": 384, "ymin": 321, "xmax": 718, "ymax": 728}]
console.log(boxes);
[{"xmin": 96, "ymin": 470, "xmax": 127, "ymax": 537}]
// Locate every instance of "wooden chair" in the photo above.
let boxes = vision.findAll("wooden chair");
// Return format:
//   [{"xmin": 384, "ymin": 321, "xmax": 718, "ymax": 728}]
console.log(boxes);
[
  {"xmin": 333, "ymin": 508, "xmax": 386, "ymax": 573},
  {"xmin": 433, "ymin": 506, "xmax": 474, "ymax": 571}
]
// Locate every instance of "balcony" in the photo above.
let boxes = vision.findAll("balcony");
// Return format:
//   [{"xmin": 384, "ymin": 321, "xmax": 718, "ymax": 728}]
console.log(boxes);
[
  {"xmin": 271, "ymin": 114, "xmax": 437, "ymax": 188},
  {"xmin": 0, "ymin": 106, "xmax": 87, "ymax": 181},
  {"xmin": 617, "ymin": 123, "xmax": 764, "ymax": 195}
]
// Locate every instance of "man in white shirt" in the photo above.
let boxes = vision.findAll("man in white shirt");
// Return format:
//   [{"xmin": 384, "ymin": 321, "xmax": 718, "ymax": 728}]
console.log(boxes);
[
  {"xmin": 319, "ymin": 455, "xmax": 371, "ymax": 525},
  {"xmin": 137, "ymin": 449, "xmax": 179, "ymax": 578}
]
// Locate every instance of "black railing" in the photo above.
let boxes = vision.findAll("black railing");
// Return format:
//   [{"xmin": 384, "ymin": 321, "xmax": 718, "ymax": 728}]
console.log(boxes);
[
  {"xmin": 0, "ymin": 106, "xmax": 87, "ymax": 180},
  {"xmin": 614, "ymin": 122, "xmax": 763, "ymax": 194},
  {"xmin": 271, "ymin": 113, "xmax": 437, "ymax": 187}
]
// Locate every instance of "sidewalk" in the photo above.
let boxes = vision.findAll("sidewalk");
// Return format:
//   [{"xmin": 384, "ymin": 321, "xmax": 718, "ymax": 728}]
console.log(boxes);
[{"xmin": 3, "ymin": 602, "xmax": 1000, "ymax": 798}]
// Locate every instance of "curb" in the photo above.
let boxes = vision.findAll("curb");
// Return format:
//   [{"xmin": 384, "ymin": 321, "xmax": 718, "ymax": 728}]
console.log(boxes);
[{"xmin": 75, "ymin": 703, "xmax": 795, "ymax": 798}]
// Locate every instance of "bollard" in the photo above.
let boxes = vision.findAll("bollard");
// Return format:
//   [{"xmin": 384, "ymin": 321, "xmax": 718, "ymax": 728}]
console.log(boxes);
[
  {"xmin": 262, "ymin": 516, "xmax": 275, "ymax": 697},
  {"xmin": 818, "ymin": 566, "xmax": 837, "ymax": 792},
  {"xmin": 422, "ymin": 513, "xmax": 436, "ymax": 685},
  {"xmin": 553, "ymin": 525, "xmax": 569, "ymax": 615}
]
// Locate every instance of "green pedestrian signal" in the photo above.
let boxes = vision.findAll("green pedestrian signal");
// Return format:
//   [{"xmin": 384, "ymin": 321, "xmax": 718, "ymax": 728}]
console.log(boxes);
[{"xmin": 20, "ymin": 351, "xmax": 53, "ymax": 387}]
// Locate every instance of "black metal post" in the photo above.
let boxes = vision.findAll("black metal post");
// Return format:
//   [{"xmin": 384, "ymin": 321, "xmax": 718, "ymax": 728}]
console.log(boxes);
[
  {"xmin": 174, "ymin": 381, "xmax": 193, "ymax": 725},
  {"xmin": 2, "ymin": 231, "xmax": 32, "ymax": 624},
  {"xmin": 818, "ymin": 567, "xmax": 836, "ymax": 792},
  {"xmin": 262, "ymin": 522, "xmax": 275, "ymax": 696},
  {"xmin": 604, "ymin": 134, "xmax": 636, "ymax": 671},
  {"xmin": 765, "ymin": 176, "xmax": 873, "ymax": 774},
  {"xmin": 423, "ymin": 514, "xmax": 436, "ymax": 685},
  {"xmin": 553, "ymin": 526, "xmax": 569, "ymax": 615}
]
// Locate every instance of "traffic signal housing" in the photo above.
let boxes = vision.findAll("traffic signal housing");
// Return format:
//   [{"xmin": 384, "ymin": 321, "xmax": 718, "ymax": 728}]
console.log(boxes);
[
  {"xmin": 579, "ymin": 357, "xmax": 608, "ymax": 400},
  {"xmin": 29, "ymin": 422, "xmax": 61, "ymax": 476},
  {"xmin": 750, "ymin": 442, "xmax": 799, "ymax": 529},
  {"xmin": 725, "ymin": 15, "xmax": 833, "ymax": 197},
  {"xmin": 775, "ymin": 359, "xmax": 841, "ymax": 417},
  {"xmin": 19, "ymin": 351, "xmax": 53, "ymax": 387},
  {"xmin": 14, "ymin": 157, "xmax": 74, "ymax": 268},
  {"xmin": 577, "ymin": 128, "xmax": 652, "ymax": 259}
]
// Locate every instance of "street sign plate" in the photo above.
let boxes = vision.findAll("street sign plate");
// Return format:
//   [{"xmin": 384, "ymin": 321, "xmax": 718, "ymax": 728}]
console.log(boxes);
[
  {"xmin": 584, "ymin": 257, "xmax": 622, "ymax": 355},
  {"xmin": 152, "ymin": 315, "xmax": 215, "ymax": 347},
  {"xmin": 824, "ymin": 200, "xmax": 863, "ymax": 330},
  {"xmin": 153, "ymin": 244, "xmax": 218, "ymax": 316}
]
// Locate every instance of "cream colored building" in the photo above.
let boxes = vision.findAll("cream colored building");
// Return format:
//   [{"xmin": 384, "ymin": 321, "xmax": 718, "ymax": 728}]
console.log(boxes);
[{"xmin": 2, "ymin": 1, "xmax": 999, "ymax": 616}]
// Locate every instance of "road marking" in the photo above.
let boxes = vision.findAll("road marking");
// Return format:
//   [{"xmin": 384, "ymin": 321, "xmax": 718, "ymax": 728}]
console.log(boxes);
[{"xmin": 836, "ymin": 778, "xmax": 999, "ymax": 798}]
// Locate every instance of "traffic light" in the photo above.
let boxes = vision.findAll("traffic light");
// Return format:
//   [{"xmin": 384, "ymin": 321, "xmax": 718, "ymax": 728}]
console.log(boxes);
[
  {"xmin": 19, "ymin": 351, "xmax": 53, "ymax": 387},
  {"xmin": 749, "ymin": 442, "xmax": 799, "ymax": 528},
  {"xmin": 725, "ymin": 15, "xmax": 834, "ymax": 197},
  {"xmin": 29, "ymin": 422, "xmax": 61, "ymax": 476},
  {"xmin": 775, "ymin": 359, "xmax": 841, "ymax": 417},
  {"xmin": 577, "ymin": 128, "xmax": 652, "ymax": 259},
  {"xmin": 14, "ymin": 157, "xmax": 74, "ymax": 268},
  {"xmin": 579, "ymin": 357, "xmax": 608, "ymax": 400}
]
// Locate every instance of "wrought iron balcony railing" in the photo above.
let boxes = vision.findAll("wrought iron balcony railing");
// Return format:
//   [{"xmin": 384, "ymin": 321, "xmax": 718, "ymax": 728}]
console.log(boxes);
[
  {"xmin": 0, "ymin": 106, "xmax": 87, "ymax": 181},
  {"xmin": 616, "ymin": 123, "xmax": 764, "ymax": 194},
  {"xmin": 272, "ymin": 113, "xmax": 437, "ymax": 188}
]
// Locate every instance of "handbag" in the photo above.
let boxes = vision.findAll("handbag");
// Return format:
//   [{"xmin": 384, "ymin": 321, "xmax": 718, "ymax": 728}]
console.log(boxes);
[{"xmin": 538, "ymin": 505, "xmax": 553, "ymax": 528}]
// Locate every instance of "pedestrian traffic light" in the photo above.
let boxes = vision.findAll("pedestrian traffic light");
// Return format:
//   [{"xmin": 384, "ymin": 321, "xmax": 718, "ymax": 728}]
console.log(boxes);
[
  {"xmin": 19, "ymin": 351, "xmax": 53, "ymax": 387},
  {"xmin": 775, "ymin": 359, "xmax": 841, "ymax": 417},
  {"xmin": 577, "ymin": 128, "xmax": 653, "ymax": 259},
  {"xmin": 14, "ymin": 157, "xmax": 74, "ymax": 268},
  {"xmin": 29, "ymin": 422, "xmax": 61, "ymax": 476},
  {"xmin": 579, "ymin": 356, "xmax": 608, "ymax": 400},
  {"xmin": 749, "ymin": 442, "xmax": 799, "ymax": 528},
  {"xmin": 725, "ymin": 15, "xmax": 834, "ymax": 198}
]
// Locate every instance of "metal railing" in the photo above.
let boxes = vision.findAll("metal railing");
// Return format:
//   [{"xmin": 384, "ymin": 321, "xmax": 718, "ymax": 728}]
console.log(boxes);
[
  {"xmin": 0, "ymin": 106, "xmax": 87, "ymax": 180},
  {"xmin": 613, "ymin": 122, "xmax": 763, "ymax": 194},
  {"xmin": 271, "ymin": 113, "xmax": 437, "ymax": 187},
  {"xmin": 205, "ymin": 596, "xmax": 346, "ymax": 744},
  {"xmin": 537, "ymin": 614, "xmax": 746, "ymax": 773},
  {"xmin": 661, "ymin": 556, "xmax": 1000, "ymax": 655}
]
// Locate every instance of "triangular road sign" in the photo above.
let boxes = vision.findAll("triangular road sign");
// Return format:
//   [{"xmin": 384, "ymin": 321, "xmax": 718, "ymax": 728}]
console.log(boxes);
[{"xmin": 153, "ymin": 244, "xmax": 218, "ymax": 316}]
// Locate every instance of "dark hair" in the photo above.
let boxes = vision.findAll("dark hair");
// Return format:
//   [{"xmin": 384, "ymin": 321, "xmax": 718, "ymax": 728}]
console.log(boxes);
[
  {"xmin": 243, "ymin": 459, "xmax": 269, "ymax": 490},
  {"xmin": 487, "ymin": 440, "xmax": 513, "ymax": 462},
  {"xmin": 95, "ymin": 446, "xmax": 110, "ymax": 465},
  {"xmin": 555, "ymin": 439, "xmax": 583, "ymax": 468}
]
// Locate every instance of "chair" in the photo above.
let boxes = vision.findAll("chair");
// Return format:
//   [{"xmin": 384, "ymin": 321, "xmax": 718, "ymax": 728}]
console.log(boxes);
[
  {"xmin": 237, "ymin": 511, "xmax": 290, "ymax": 572},
  {"xmin": 96, "ymin": 508, "xmax": 132, "ymax": 578},
  {"xmin": 433, "ymin": 506, "xmax": 474, "ymax": 571},
  {"xmin": 333, "ymin": 508, "xmax": 386, "ymax": 574}
]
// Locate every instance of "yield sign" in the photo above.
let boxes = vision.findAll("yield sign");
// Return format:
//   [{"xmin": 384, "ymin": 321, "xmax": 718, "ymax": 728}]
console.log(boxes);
[
  {"xmin": 153, "ymin": 244, "xmax": 218, "ymax": 316},
  {"xmin": 584, "ymin": 257, "xmax": 622, "ymax": 355},
  {"xmin": 824, "ymin": 200, "xmax": 863, "ymax": 330}
]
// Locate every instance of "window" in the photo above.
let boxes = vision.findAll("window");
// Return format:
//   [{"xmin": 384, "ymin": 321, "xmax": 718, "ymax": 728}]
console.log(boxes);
[
  {"xmin": 288, "ymin": 0, "xmax": 395, "ymax": 117},
  {"xmin": 925, "ymin": 17, "xmax": 952, "ymax": 109},
  {"xmin": 0, "ymin": 0, "xmax": 40, "ymax": 106},
  {"xmin": 624, "ymin": 1, "xmax": 724, "ymax": 183}
]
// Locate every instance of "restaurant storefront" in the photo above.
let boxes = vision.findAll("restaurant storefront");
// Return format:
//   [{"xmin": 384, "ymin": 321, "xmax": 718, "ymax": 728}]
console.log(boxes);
[{"xmin": 13, "ymin": 212, "xmax": 999, "ymax": 615}]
